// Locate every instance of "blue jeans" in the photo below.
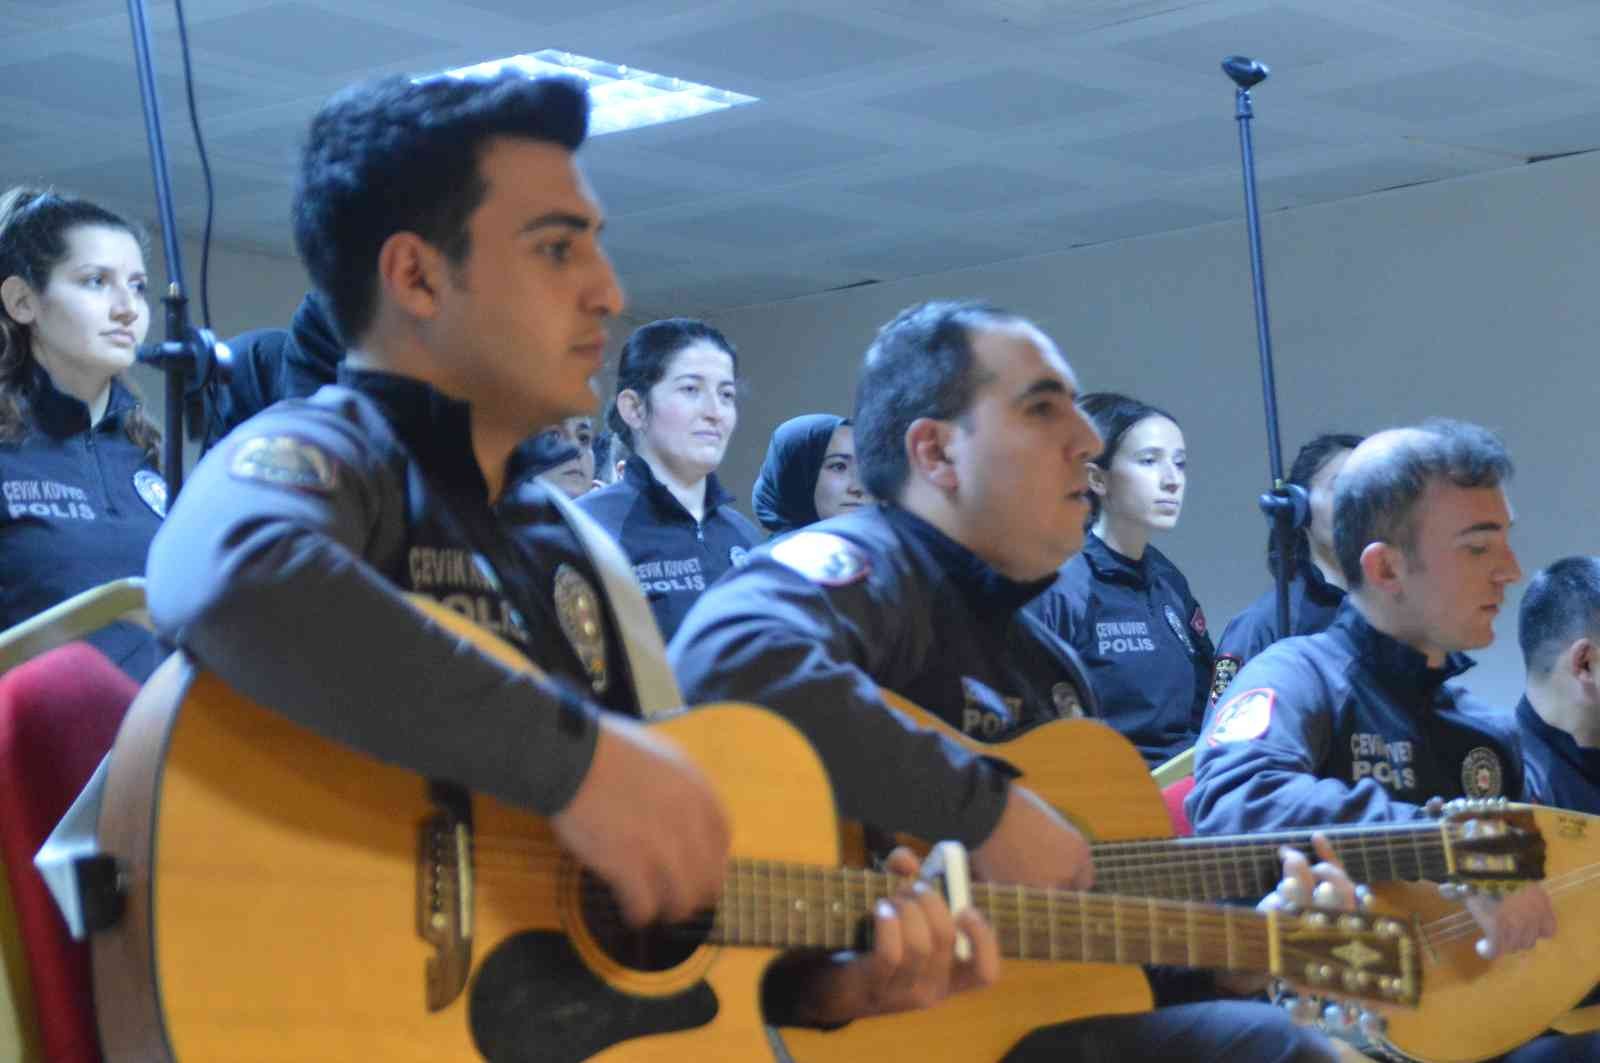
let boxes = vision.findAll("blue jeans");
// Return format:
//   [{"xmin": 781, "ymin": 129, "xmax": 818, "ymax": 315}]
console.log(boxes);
[{"xmin": 1002, "ymin": 1001, "xmax": 1340, "ymax": 1063}]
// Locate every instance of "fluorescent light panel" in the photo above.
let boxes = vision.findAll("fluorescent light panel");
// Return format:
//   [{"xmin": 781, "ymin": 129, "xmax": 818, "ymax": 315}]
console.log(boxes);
[{"xmin": 434, "ymin": 50, "xmax": 758, "ymax": 135}]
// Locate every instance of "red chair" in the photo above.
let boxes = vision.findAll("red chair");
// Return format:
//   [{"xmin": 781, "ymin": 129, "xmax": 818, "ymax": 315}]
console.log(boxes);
[
  {"xmin": 1162, "ymin": 775, "xmax": 1197, "ymax": 837},
  {"xmin": 0, "ymin": 642, "xmax": 138, "ymax": 1063}
]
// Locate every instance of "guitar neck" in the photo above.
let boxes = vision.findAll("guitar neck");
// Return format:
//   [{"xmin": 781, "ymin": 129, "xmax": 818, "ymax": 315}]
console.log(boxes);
[
  {"xmin": 1091, "ymin": 822, "xmax": 1454, "ymax": 900},
  {"xmin": 710, "ymin": 859, "xmax": 1277, "ymax": 972}
]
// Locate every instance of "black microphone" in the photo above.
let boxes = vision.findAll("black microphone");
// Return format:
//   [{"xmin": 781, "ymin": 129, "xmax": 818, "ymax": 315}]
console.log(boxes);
[{"xmin": 1222, "ymin": 55, "xmax": 1269, "ymax": 89}]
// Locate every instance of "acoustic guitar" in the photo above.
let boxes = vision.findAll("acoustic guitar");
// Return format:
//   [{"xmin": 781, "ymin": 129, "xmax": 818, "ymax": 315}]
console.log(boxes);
[
  {"xmin": 856, "ymin": 693, "xmax": 1591, "ymax": 1063},
  {"xmin": 90, "ymin": 606, "xmax": 1420, "ymax": 1062}
]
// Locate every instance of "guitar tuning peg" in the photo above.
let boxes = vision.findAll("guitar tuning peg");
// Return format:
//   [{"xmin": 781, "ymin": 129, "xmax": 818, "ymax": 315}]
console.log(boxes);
[
  {"xmin": 1438, "ymin": 882, "xmax": 1470, "ymax": 903},
  {"xmin": 1354, "ymin": 884, "xmax": 1374, "ymax": 912},
  {"xmin": 1322, "ymin": 1003, "xmax": 1351, "ymax": 1031},
  {"xmin": 1285, "ymin": 996, "xmax": 1320, "ymax": 1025}
]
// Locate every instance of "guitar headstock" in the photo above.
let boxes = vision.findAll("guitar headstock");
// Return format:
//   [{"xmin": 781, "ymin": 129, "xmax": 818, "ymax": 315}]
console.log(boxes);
[
  {"xmin": 1438, "ymin": 798, "xmax": 1546, "ymax": 892},
  {"xmin": 1272, "ymin": 906, "xmax": 1422, "ymax": 1009}
]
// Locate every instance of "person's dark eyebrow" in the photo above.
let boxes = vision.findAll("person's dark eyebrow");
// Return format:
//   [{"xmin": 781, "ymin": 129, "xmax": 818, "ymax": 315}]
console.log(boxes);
[
  {"xmin": 822, "ymin": 451, "xmax": 852, "ymax": 462},
  {"xmin": 1012, "ymin": 378, "xmax": 1069, "ymax": 405},
  {"xmin": 519, "ymin": 211, "xmax": 600, "ymax": 235},
  {"xmin": 1457, "ymin": 520, "xmax": 1508, "ymax": 537}
]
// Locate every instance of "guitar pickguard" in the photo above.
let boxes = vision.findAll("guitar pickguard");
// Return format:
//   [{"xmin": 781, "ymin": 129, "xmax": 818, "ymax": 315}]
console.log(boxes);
[{"xmin": 469, "ymin": 931, "xmax": 718, "ymax": 1063}]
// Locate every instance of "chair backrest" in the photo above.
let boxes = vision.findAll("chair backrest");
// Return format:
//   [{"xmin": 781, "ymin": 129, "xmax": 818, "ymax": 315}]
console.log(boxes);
[
  {"xmin": 1161, "ymin": 775, "xmax": 1197, "ymax": 837},
  {"xmin": 0, "ymin": 642, "xmax": 138, "ymax": 1063}
]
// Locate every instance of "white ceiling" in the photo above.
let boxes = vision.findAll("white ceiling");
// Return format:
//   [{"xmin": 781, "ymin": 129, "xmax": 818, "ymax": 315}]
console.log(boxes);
[{"xmin": 5, "ymin": 0, "xmax": 1600, "ymax": 318}]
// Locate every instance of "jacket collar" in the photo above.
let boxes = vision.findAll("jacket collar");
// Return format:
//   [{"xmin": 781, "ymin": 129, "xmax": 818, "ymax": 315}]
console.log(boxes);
[
  {"xmin": 884, "ymin": 504, "xmax": 1057, "ymax": 616},
  {"xmin": 624, "ymin": 453, "xmax": 733, "ymax": 526},
  {"xmin": 29, "ymin": 360, "xmax": 137, "ymax": 438},
  {"xmin": 337, "ymin": 367, "xmax": 487, "ymax": 502},
  {"xmin": 1332, "ymin": 598, "xmax": 1473, "ymax": 699},
  {"xmin": 1081, "ymin": 531, "xmax": 1151, "ymax": 588}
]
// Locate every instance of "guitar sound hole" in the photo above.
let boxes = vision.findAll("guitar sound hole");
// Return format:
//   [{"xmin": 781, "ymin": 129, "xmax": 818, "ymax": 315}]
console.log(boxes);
[{"xmin": 579, "ymin": 870, "xmax": 712, "ymax": 972}]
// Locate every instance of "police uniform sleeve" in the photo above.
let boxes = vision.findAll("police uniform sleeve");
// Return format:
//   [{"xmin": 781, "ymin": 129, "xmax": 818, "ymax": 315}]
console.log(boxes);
[
  {"xmin": 147, "ymin": 407, "xmax": 600, "ymax": 817},
  {"xmin": 668, "ymin": 551, "xmax": 1012, "ymax": 849},
  {"xmin": 1186, "ymin": 649, "xmax": 1429, "ymax": 833}
]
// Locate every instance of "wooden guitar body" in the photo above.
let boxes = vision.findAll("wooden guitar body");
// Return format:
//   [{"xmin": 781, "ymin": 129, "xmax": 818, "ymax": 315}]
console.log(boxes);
[
  {"xmin": 1366, "ymin": 807, "xmax": 1600, "ymax": 1063},
  {"xmin": 93, "ymin": 654, "xmax": 840, "ymax": 1062}
]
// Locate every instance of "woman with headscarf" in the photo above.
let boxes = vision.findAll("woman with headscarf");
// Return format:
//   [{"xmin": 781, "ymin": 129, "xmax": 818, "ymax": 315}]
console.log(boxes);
[{"xmin": 751, "ymin": 413, "xmax": 870, "ymax": 537}]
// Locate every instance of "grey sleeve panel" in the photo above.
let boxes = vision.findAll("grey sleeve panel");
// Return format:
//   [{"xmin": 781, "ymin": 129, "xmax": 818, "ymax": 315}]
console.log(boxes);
[
  {"xmin": 146, "ymin": 409, "xmax": 599, "ymax": 816},
  {"xmin": 671, "ymin": 560, "xmax": 1009, "ymax": 848}
]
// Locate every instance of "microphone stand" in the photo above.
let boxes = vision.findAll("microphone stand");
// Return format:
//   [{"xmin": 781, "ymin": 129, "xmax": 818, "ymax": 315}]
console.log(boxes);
[
  {"xmin": 1223, "ymin": 55, "xmax": 1306, "ymax": 640},
  {"xmin": 126, "ymin": 0, "xmax": 228, "ymax": 498}
]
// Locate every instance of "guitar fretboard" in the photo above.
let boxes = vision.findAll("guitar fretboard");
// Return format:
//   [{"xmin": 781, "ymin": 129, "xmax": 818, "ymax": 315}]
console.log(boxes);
[
  {"xmin": 1090, "ymin": 823, "xmax": 1455, "ymax": 900},
  {"xmin": 711, "ymin": 859, "xmax": 1278, "ymax": 971}
]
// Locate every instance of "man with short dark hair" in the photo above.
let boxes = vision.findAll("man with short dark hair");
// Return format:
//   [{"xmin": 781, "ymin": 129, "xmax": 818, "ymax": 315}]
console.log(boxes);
[
  {"xmin": 1188, "ymin": 420, "xmax": 1555, "ymax": 960},
  {"xmin": 672, "ymin": 300, "xmax": 1346, "ymax": 1061},
  {"xmin": 149, "ymin": 72, "xmax": 990, "ymax": 1040},
  {"xmin": 1516, "ymin": 556, "xmax": 1600, "ymax": 811}
]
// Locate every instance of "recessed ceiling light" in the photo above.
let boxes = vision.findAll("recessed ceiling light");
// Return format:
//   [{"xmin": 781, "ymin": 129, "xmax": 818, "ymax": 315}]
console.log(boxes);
[{"xmin": 428, "ymin": 49, "xmax": 758, "ymax": 135}]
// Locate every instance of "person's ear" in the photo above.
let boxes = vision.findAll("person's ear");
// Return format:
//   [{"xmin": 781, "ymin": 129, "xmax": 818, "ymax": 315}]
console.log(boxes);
[
  {"xmin": 904, "ymin": 417, "xmax": 959, "ymax": 491},
  {"xmin": 1569, "ymin": 637, "xmax": 1597, "ymax": 690},
  {"xmin": 1, "ymin": 276, "xmax": 39, "ymax": 325},
  {"xmin": 1086, "ymin": 461, "xmax": 1108, "ymax": 500},
  {"xmin": 615, "ymin": 389, "xmax": 647, "ymax": 433},
  {"xmin": 376, "ymin": 232, "xmax": 447, "ymax": 322},
  {"xmin": 1359, "ymin": 540, "xmax": 1404, "ymax": 595}
]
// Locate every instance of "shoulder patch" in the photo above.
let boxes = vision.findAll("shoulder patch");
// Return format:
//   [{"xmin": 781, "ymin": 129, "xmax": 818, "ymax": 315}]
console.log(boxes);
[
  {"xmin": 1209, "ymin": 654, "xmax": 1241, "ymax": 704},
  {"xmin": 1207, "ymin": 687, "xmax": 1275, "ymax": 746},
  {"xmin": 770, "ymin": 531, "xmax": 868, "ymax": 587},
  {"xmin": 133, "ymin": 468, "xmax": 168, "ymax": 517},
  {"xmin": 229, "ymin": 434, "xmax": 340, "ymax": 494}
]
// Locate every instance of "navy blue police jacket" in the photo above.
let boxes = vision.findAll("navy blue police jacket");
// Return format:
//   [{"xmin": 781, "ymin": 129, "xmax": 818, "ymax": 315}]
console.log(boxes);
[
  {"xmin": 1209, "ymin": 559, "xmax": 1346, "ymax": 706},
  {"xmin": 1517, "ymin": 697, "xmax": 1600, "ymax": 813},
  {"xmin": 577, "ymin": 456, "xmax": 760, "ymax": 642},
  {"xmin": 1187, "ymin": 600, "xmax": 1524, "ymax": 834},
  {"xmin": 669, "ymin": 503, "xmax": 1097, "ymax": 849},
  {"xmin": 1027, "ymin": 532, "xmax": 1213, "ymax": 767},
  {"xmin": 0, "ymin": 363, "xmax": 166, "ymax": 679},
  {"xmin": 147, "ymin": 368, "xmax": 647, "ymax": 819}
]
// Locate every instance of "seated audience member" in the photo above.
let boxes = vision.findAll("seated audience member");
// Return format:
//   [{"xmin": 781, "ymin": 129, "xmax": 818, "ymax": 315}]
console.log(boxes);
[
  {"xmin": 148, "ymin": 70, "xmax": 987, "ymax": 1033},
  {"xmin": 503, "ymin": 414, "xmax": 595, "ymax": 503},
  {"xmin": 751, "ymin": 413, "xmax": 871, "ymax": 537},
  {"xmin": 1028, "ymin": 392, "xmax": 1213, "ymax": 767},
  {"xmin": 1188, "ymin": 421, "xmax": 1559, "ymax": 962},
  {"xmin": 1516, "ymin": 555, "xmax": 1600, "ymax": 811},
  {"xmin": 0, "ymin": 186, "xmax": 165, "ymax": 679},
  {"xmin": 1210, "ymin": 432, "xmax": 1363, "ymax": 702},
  {"xmin": 673, "ymin": 300, "xmax": 1349, "ymax": 1062},
  {"xmin": 205, "ymin": 288, "xmax": 343, "ymax": 448},
  {"xmin": 580, "ymin": 318, "xmax": 760, "ymax": 640}
]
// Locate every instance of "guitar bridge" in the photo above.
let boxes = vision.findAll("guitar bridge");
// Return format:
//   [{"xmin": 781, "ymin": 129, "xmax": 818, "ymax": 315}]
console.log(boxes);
[{"xmin": 417, "ymin": 784, "xmax": 474, "ymax": 1011}]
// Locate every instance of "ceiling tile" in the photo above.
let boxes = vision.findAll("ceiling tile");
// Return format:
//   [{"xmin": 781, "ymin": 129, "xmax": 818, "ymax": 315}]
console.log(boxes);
[
  {"xmin": 186, "ymin": 2, "xmax": 443, "ymax": 76},
  {"xmin": 1117, "ymin": 6, "xmax": 1402, "ymax": 73},
  {"xmin": 1075, "ymin": 116, "xmax": 1323, "ymax": 172},
  {"xmin": 0, "ymin": 52, "xmax": 242, "ymax": 123},
  {"xmin": 1259, "ymin": 153, "xmax": 1480, "ymax": 210},
  {"xmin": 639, "ymin": 119, "xmax": 892, "ymax": 178},
  {"xmin": 646, "ymin": 12, "xmax": 930, "ymax": 83},
  {"xmin": 835, "ymin": 233, "xmax": 1018, "ymax": 276},
  {"xmin": 848, "ymin": 163, "xmax": 1075, "ymax": 211},
  {"xmin": 1021, "ymin": 198, "xmax": 1231, "ymax": 248},
  {"xmin": 639, "ymin": 201, "xmax": 873, "ymax": 249},
  {"xmin": 1319, "ymin": 62, "xmax": 1588, "ymax": 122},
  {"xmin": 870, "ymin": 68, "xmax": 1128, "ymax": 131}
]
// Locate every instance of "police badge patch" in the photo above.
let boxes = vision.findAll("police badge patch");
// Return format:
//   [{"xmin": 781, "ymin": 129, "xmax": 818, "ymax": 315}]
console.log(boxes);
[
  {"xmin": 1164, "ymin": 604, "xmax": 1195, "ymax": 654},
  {"xmin": 1209, "ymin": 655, "xmax": 1240, "ymax": 704},
  {"xmin": 229, "ymin": 435, "xmax": 339, "ymax": 494},
  {"xmin": 133, "ymin": 468, "xmax": 168, "ymax": 517},
  {"xmin": 553, "ymin": 564, "xmax": 608, "ymax": 694},
  {"xmin": 770, "ymin": 531, "xmax": 868, "ymax": 587},
  {"xmin": 1460, "ymin": 747, "xmax": 1505, "ymax": 798},
  {"xmin": 1051, "ymin": 681, "xmax": 1085, "ymax": 719},
  {"xmin": 1207, "ymin": 688, "xmax": 1275, "ymax": 745}
]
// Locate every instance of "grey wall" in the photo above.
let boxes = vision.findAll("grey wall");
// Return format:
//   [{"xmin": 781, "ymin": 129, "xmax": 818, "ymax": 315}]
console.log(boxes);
[{"xmin": 703, "ymin": 150, "xmax": 1600, "ymax": 711}]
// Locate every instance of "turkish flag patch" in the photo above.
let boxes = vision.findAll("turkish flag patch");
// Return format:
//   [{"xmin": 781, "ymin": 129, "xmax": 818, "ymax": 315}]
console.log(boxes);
[
  {"xmin": 1190, "ymin": 605, "xmax": 1207, "ymax": 637},
  {"xmin": 1207, "ymin": 687, "xmax": 1275, "ymax": 746}
]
